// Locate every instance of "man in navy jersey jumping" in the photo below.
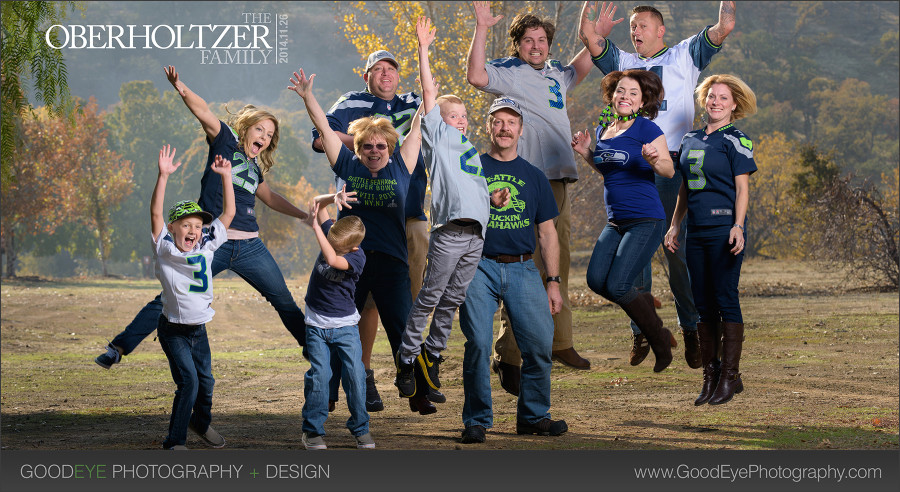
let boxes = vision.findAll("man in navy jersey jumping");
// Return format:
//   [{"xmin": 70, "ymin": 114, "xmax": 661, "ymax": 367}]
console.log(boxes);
[{"xmin": 579, "ymin": 1, "xmax": 736, "ymax": 369}]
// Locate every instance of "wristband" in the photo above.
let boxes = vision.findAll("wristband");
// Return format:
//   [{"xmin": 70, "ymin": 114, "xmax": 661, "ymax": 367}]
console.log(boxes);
[
  {"xmin": 733, "ymin": 224, "xmax": 744, "ymax": 231},
  {"xmin": 546, "ymin": 276, "xmax": 561, "ymax": 284}
]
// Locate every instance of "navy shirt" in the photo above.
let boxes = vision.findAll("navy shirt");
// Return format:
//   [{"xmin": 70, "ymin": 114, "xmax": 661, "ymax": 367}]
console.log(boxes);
[
  {"xmin": 332, "ymin": 145, "xmax": 412, "ymax": 263},
  {"xmin": 678, "ymin": 124, "xmax": 757, "ymax": 233},
  {"xmin": 311, "ymin": 90, "xmax": 427, "ymax": 221},
  {"xmin": 593, "ymin": 116, "xmax": 665, "ymax": 221},
  {"xmin": 304, "ymin": 220, "xmax": 367, "ymax": 319},
  {"xmin": 480, "ymin": 154, "xmax": 558, "ymax": 257},
  {"xmin": 198, "ymin": 121, "xmax": 263, "ymax": 232}
]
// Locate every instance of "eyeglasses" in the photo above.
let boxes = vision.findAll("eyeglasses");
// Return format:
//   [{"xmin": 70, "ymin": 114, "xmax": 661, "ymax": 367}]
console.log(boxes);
[{"xmin": 362, "ymin": 143, "xmax": 388, "ymax": 151}]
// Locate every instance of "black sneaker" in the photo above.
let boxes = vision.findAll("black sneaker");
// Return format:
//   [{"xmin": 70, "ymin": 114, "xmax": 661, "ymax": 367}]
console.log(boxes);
[
  {"xmin": 94, "ymin": 342, "xmax": 121, "ymax": 369},
  {"xmin": 425, "ymin": 387, "xmax": 446, "ymax": 404},
  {"xmin": 394, "ymin": 356, "xmax": 417, "ymax": 398},
  {"xmin": 460, "ymin": 425, "xmax": 486, "ymax": 444},
  {"xmin": 417, "ymin": 351, "xmax": 444, "ymax": 389},
  {"xmin": 365, "ymin": 369, "xmax": 384, "ymax": 412},
  {"xmin": 516, "ymin": 418, "xmax": 568, "ymax": 436}
]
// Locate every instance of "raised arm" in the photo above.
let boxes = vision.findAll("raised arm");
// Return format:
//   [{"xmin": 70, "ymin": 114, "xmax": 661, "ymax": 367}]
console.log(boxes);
[
  {"xmin": 579, "ymin": 2, "xmax": 624, "ymax": 57},
  {"xmin": 288, "ymin": 69, "xmax": 343, "ymax": 167},
  {"xmin": 708, "ymin": 1, "xmax": 736, "ymax": 46},
  {"xmin": 466, "ymin": 1, "xmax": 504, "ymax": 89},
  {"xmin": 399, "ymin": 104, "xmax": 424, "ymax": 173},
  {"xmin": 417, "ymin": 17, "xmax": 438, "ymax": 114},
  {"xmin": 150, "ymin": 145, "xmax": 182, "ymax": 237},
  {"xmin": 303, "ymin": 196, "xmax": 350, "ymax": 271},
  {"xmin": 209, "ymin": 155, "xmax": 235, "ymax": 229},
  {"xmin": 164, "ymin": 66, "xmax": 221, "ymax": 140}
]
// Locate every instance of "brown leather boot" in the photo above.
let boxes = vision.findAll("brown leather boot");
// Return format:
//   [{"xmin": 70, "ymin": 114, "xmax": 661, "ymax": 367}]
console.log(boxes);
[
  {"xmin": 708, "ymin": 322, "xmax": 744, "ymax": 405},
  {"xmin": 693, "ymin": 321, "xmax": 720, "ymax": 405},
  {"xmin": 682, "ymin": 327, "xmax": 701, "ymax": 369},
  {"xmin": 621, "ymin": 293, "xmax": 673, "ymax": 372},
  {"xmin": 629, "ymin": 333, "xmax": 649, "ymax": 366}
]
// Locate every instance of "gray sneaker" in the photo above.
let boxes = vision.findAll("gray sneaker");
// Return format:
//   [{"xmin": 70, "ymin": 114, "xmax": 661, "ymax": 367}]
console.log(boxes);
[
  {"xmin": 302, "ymin": 432, "xmax": 327, "ymax": 450},
  {"xmin": 167, "ymin": 445, "xmax": 189, "ymax": 450},
  {"xmin": 94, "ymin": 342, "xmax": 121, "ymax": 369},
  {"xmin": 355, "ymin": 432, "xmax": 376, "ymax": 449},
  {"xmin": 188, "ymin": 422, "xmax": 226, "ymax": 448}
]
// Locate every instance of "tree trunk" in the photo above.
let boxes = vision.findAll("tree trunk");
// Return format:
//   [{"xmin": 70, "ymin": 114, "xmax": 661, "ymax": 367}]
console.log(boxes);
[{"xmin": 4, "ymin": 229, "xmax": 17, "ymax": 278}]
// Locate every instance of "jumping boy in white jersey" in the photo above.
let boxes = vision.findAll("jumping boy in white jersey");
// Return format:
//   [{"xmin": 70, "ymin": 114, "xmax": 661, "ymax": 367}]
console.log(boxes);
[
  {"xmin": 394, "ymin": 17, "xmax": 510, "ymax": 398},
  {"xmin": 151, "ymin": 145, "xmax": 234, "ymax": 450}
]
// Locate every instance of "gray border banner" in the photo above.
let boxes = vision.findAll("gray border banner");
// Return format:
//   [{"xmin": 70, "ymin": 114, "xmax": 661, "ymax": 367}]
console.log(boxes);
[{"xmin": 1, "ymin": 450, "xmax": 898, "ymax": 492}]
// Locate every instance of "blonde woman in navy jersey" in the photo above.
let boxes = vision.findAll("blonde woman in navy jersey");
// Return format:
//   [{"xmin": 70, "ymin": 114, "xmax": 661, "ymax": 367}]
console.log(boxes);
[
  {"xmin": 94, "ymin": 66, "xmax": 310, "ymax": 370},
  {"xmin": 664, "ymin": 74, "xmax": 757, "ymax": 406}
]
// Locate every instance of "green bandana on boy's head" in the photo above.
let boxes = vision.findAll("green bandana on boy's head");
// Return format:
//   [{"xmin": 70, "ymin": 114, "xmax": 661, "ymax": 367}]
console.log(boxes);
[{"xmin": 597, "ymin": 104, "xmax": 641, "ymax": 129}]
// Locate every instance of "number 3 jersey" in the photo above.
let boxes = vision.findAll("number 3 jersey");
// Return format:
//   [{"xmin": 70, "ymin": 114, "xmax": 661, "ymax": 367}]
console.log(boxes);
[
  {"xmin": 677, "ymin": 124, "xmax": 756, "ymax": 231},
  {"xmin": 482, "ymin": 57, "xmax": 579, "ymax": 182},
  {"xmin": 153, "ymin": 218, "xmax": 228, "ymax": 325}
]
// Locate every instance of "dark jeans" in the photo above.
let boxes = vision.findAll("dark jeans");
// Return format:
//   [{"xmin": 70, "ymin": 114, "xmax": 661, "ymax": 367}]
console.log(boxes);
[
  {"xmin": 685, "ymin": 231, "xmax": 745, "ymax": 323},
  {"xmin": 158, "ymin": 317, "xmax": 214, "ymax": 449},
  {"xmin": 112, "ymin": 238, "xmax": 306, "ymax": 355}
]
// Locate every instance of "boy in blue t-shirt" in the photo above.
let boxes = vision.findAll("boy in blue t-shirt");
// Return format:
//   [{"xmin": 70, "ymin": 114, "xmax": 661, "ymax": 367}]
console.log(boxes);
[{"xmin": 300, "ymin": 188, "xmax": 375, "ymax": 450}]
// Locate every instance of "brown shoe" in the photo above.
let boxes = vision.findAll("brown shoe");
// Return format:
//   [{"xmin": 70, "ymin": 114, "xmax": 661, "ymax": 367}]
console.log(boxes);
[
  {"xmin": 552, "ymin": 347, "xmax": 590, "ymax": 370},
  {"xmin": 629, "ymin": 333, "xmax": 650, "ymax": 366},
  {"xmin": 491, "ymin": 357, "xmax": 520, "ymax": 396}
]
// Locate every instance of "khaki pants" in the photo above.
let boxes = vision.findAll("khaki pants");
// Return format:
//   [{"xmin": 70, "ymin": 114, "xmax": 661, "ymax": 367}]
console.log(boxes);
[{"xmin": 494, "ymin": 180, "xmax": 572, "ymax": 364}]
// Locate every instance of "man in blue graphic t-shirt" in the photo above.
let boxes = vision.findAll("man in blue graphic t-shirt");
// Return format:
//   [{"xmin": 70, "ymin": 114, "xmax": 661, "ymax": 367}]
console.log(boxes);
[{"xmin": 457, "ymin": 97, "xmax": 567, "ymax": 445}]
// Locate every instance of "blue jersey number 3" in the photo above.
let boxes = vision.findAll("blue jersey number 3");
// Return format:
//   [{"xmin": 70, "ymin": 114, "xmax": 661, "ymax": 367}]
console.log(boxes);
[{"xmin": 187, "ymin": 255, "xmax": 209, "ymax": 293}]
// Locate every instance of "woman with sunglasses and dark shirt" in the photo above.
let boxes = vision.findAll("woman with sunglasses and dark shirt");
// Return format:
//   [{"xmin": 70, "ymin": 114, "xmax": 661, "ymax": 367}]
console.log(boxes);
[{"xmin": 288, "ymin": 68, "xmax": 429, "ymax": 410}]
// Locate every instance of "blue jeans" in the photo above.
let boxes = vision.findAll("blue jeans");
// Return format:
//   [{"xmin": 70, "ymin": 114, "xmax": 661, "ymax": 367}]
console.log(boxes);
[
  {"xmin": 458, "ymin": 258, "xmax": 554, "ymax": 428},
  {"xmin": 632, "ymin": 169, "xmax": 700, "ymax": 334},
  {"xmin": 329, "ymin": 250, "xmax": 412, "ymax": 400},
  {"xmin": 112, "ymin": 238, "xmax": 306, "ymax": 354},
  {"xmin": 686, "ymin": 230, "xmax": 745, "ymax": 323},
  {"xmin": 302, "ymin": 325, "xmax": 369, "ymax": 437},
  {"xmin": 157, "ymin": 317, "xmax": 214, "ymax": 449},
  {"xmin": 587, "ymin": 219, "xmax": 664, "ymax": 306}
]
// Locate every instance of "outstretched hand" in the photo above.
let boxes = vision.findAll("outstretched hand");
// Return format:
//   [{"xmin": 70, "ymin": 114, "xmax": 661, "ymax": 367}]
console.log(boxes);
[
  {"xmin": 158, "ymin": 144, "xmax": 182, "ymax": 177},
  {"xmin": 472, "ymin": 1, "xmax": 503, "ymax": 28},
  {"xmin": 416, "ymin": 17, "xmax": 436, "ymax": 48},
  {"xmin": 581, "ymin": 2, "xmax": 624, "ymax": 42},
  {"xmin": 334, "ymin": 184, "xmax": 358, "ymax": 212},
  {"xmin": 163, "ymin": 66, "xmax": 185, "ymax": 96},
  {"xmin": 571, "ymin": 128, "xmax": 592, "ymax": 157},
  {"xmin": 287, "ymin": 69, "xmax": 316, "ymax": 99},
  {"xmin": 210, "ymin": 154, "xmax": 232, "ymax": 178},
  {"xmin": 491, "ymin": 187, "xmax": 511, "ymax": 209},
  {"xmin": 301, "ymin": 200, "xmax": 319, "ymax": 229}
]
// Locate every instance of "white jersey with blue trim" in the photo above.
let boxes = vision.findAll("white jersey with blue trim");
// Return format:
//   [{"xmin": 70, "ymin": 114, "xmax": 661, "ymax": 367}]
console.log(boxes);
[
  {"xmin": 153, "ymin": 218, "xmax": 228, "ymax": 325},
  {"xmin": 482, "ymin": 57, "xmax": 579, "ymax": 181},
  {"xmin": 592, "ymin": 27, "xmax": 722, "ymax": 151}
]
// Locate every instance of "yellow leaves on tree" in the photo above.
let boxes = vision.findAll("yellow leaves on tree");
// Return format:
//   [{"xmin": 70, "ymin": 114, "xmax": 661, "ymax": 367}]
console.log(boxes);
[{"xmin": 746, "ymin": 131, "xmax": 802, "ymax": 259}]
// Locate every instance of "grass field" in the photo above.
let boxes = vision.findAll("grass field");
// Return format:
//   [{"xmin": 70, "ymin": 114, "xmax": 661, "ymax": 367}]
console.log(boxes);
[{"xmin": 1, "ymin": 258, "xmax": 897, "ymax": 451}]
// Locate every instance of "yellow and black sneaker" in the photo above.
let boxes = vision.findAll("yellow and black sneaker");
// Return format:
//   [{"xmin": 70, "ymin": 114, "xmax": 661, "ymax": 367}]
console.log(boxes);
[
  {"xmin": 417, "ymin": 351, "xmax": 444, "ymax": 390},
  {"xmin": 394, "ymin": 353, "xmax": 417, "ymax": 398}
]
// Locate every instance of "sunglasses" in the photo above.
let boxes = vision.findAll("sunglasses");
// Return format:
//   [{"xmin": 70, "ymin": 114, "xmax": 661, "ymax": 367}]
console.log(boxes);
[{"xmin": 362, "ymin": 143, "xmax": 388, "ymax": 151}]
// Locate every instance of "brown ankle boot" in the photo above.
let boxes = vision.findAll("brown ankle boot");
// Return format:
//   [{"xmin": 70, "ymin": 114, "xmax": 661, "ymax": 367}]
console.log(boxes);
[
  {"xmin": 682, "ymin": 327, "xmax": 701, "ymax": 369},
  {"xmin": 708, "ymin": 322, "xmax": 744, "ymax": 405},
  {"xmin": 693, "ymin": 321, "xmax": 720, "ymax": 405},
  {"xmin": 621, "ymin": 293, "xmax": 673, "ymax": 372},
  {"xmin": 629, "ymin": 333, "xmax": 649, "ymax": 366}
]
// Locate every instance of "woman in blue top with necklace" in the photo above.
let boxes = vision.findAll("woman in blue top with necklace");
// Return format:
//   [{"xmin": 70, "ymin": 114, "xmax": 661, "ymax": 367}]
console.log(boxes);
[
  {"xmin": 572, "ymin": 69, "xmax": 675, "ymax": 373},
  {"xmin": 665, "ymin": 74, "xmax": 757, "ymax": 406}
]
